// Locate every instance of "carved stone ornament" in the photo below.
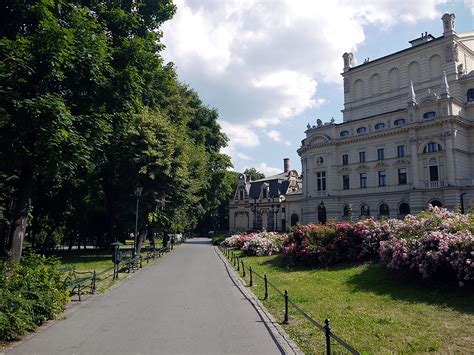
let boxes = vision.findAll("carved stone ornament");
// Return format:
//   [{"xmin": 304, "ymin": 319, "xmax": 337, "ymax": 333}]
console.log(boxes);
[{"xmin": 445, "ymin": 43, "xmax": 458, "ymax": 62}]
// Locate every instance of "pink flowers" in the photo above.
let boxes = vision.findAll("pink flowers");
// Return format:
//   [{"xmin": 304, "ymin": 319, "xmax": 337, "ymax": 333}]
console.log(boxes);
[
  {"xmin": 280, "ymin": 205, "xmax": 474, "ymax": 286},
  {"xmin": 222, "ymin": 231, "xmax": 288, "ymax": 256}
]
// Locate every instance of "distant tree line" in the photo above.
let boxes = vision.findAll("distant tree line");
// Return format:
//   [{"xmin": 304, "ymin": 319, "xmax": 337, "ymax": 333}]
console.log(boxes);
[{"xmin": 0, "ymin": 0, "xmax": 237, "ymax": 261}]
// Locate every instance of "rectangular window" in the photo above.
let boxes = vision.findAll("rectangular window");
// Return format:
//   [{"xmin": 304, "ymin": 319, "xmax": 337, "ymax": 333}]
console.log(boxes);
[
  {"xmin": 317, "ymin": 172, "xmax": 327, "ymax": 191},
  {"xmin": 360, "ymin": 173, "xmax": 367, "ymax": 188},
  {"xmin": 377, "ymin": 148, "xmax": 385, "ymax": 161},
  {"xmin": 378, "ymin": 170, "xmax": 386, "ymax": 186},
  {"xmin": 398, "ymin": 168, "xmax": 407, "ymax": 185},
  {"xmin": 342, "ymin": 154, "xmax": 348, "ymax": 165},
  {"xmin": 359, "ymin": 151, "xmax": 366, "ymax": 163},
  {"xmin": 342, "ymin": 175, "xmax": 350, "ymax": 190},
  {"xmin": 397, "ymin": 145, "xmax": 405, "ymax": 158},
  {"xmin": 429, "ymin": 165, "xmax": 439, "ymax": 181}
]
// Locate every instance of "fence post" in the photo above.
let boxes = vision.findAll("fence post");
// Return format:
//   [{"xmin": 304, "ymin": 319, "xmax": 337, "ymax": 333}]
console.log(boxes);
[
  {"xmin": 264, "ymin": 274, "xmax": 268, "ymax": 300},
  {"xmin": 92, "ymin": 271, "xmax": 97, "ymax": 294},
  {"xmin": 140, "ymin": 256, "xmax": 143, "ymax": 269},
  {"xmin": 284, "ymin": 289, "xmax": 289, "ymax": 324},
  {"xmin": 237, "ymin": 256, "xmax": 240, "ymax": 271},
  {"xmin": 249, "ymin": 266, "xmax": 253, "ymax": 286},
  {"xmin": 233, "ymin": 252, "xmax": 236, "ymax": 266},
  {"xmin": 324, "ymin": 318, "xmax": 331, "ymax": 355},
  {"xmin": 242, "ymin": 260, "xmax": 246, "ymax": 277}
]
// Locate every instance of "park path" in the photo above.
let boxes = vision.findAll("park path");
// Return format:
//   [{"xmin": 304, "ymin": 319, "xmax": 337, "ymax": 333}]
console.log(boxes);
[{"xmin": 8, "ymin": 238, "xmax": 283, "ymax": 355}]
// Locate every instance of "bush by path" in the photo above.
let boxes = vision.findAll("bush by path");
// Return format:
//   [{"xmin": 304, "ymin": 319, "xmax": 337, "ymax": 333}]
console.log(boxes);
[{"xmin": 0, "ymin": 254, "xmax": 69, "ymax": 341}]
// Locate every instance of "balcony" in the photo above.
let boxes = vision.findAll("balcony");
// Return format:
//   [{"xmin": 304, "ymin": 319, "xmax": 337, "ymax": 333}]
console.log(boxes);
[{"xmin": 424, "ymin": 180, "xmax": 446, "ymax": 188}]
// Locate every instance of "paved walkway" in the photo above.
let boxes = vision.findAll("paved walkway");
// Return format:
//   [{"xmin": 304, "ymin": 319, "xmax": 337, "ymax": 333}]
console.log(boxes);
[{"xmin": 9, "ymin": 239, "xmax": 283, "ymax": 354}]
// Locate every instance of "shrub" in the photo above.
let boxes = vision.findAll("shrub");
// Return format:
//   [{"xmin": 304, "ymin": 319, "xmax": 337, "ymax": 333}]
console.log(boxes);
[
  {"xmin": 221, "ymin": 231, "xmax": 288, "ymax": 256},
  {"xmin": 0, "ymin": 254, "xmax": 69, "ymax": 341}
]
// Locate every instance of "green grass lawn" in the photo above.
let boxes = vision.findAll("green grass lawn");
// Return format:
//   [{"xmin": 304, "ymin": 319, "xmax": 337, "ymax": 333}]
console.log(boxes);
[{"xmin": 230, "ymin": 252, "xmax": 474, "ymax": 353}]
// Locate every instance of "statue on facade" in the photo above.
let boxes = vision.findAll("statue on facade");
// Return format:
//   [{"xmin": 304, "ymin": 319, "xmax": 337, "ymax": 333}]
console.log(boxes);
[{"xmin": 317, "ymin": 201, "xmax": 327, "ymax": 225}]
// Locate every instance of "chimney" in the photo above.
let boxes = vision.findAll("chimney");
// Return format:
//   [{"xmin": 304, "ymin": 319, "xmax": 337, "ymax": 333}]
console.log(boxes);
[{"xmin": 284, "ymin": 158, "xmax": 290, "ymax": 173}]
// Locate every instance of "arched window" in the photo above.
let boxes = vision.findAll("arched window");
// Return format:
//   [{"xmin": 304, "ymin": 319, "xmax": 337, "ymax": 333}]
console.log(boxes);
[
  {"xmin": 371, "ymin": 74, "xmax": 381, "ymax": 95},
  {"xmin": 379, "ymin": 204, "xmax": 389, "ymax": 216},
  {"xmin": 430, "ymin": 200, "xmax": 443, "ymax": 208},
  {"xmin": 340, "ymin": 130, "xmax": 349, "ymax": 138},
  {"xmin": 394, "ymin": 118, "xmax": 406, "ymax": 126},
  {"xmin": 356, "ymin": 127, "xmax": 367, "ymax": 134},
  {"xmin": 290, "ymin": 214, "xmax": 299, "ymax": 226},
  {"xmin": 429, "ymin": 55, "xmax": 441, "ymax": 78},
  {"xmin": 360, "ymin": 204, "xmax": 370, "ymax": 217},
  {"xmin": 399, "ymin": 203, "xmax": 410, "ymax": 216},
  {"xmin": 408, "ymin": 61, "xmax": 420, "ymax": 83},
  {"xmin": 343, "ymin": 205, "xmax": 350, "ymax": 217},
  {"xmin": 375, "ymin": 123, "xmax": 385, "ymax": 130},
  {"xmin": 467, "ymin": 88, "xmax": 474, "ymax": 102},
  {"xmin": 389, "ymin": 68, "xmax": 400, "ymax": 90},
  {"xmin": 423, "ymin": 142, "xmax": 442, "ymax": 153},
  {"xmin": 423, "ymin": 111, "xmax": 436, "ymax": 119},
  {"xmin": 354, "ymin": 79, "xmax": 363, "ymax": 99}
]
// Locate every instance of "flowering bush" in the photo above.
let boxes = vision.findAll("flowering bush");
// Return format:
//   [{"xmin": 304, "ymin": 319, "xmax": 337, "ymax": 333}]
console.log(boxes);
[
  {"xmin": 221, "ymin": 231, "xmax": 288, "ymax": 256},
  {"xmin": 379, "ymin": 206, "xmax": 474, "ymax": 285},
  {"xmin": 281, "ymin": 205, "xmax": 474, "ymax": 285}
]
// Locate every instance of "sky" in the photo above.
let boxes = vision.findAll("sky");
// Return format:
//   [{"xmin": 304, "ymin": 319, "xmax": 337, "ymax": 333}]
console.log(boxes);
[{"xmin": 161, "ymin": 0, "xmax": 474, "ymax": 176}]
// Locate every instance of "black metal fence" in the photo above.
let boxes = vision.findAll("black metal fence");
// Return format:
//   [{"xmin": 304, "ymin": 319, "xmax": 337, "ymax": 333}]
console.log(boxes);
[
  {"xmin": 220, "ymin": 246, "xmax": 360, "ymax": 355},
  {"xmin": 63, "ymin": 243, "xmax": 179, "ymax": 301}
]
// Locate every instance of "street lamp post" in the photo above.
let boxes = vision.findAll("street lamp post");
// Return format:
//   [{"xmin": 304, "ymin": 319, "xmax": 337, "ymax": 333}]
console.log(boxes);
[
  {"xmin": 134, "ymin": 185, "xmax": 143, "ymax": 256},
  {"xmin": 250, "ymin": 198, "xmax": 258, "ymax": 231}
]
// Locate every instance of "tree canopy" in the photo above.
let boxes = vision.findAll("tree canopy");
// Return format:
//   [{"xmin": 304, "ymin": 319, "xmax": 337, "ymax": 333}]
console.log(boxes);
[{"xmin": 0, "ymin": 0, "xmax": 233, "ymax": 261}]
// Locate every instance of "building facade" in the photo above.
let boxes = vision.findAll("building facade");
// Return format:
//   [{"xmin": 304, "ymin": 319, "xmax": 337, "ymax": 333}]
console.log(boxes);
[{"xmin": 229, "ymin": 13, "xmax": 474, "ymax": 231}]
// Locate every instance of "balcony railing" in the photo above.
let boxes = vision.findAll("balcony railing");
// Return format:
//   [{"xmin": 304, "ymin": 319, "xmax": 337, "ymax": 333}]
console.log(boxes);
[{"xmin": 424, "ymin": 180, "xmax": 445, "ymax": 188}]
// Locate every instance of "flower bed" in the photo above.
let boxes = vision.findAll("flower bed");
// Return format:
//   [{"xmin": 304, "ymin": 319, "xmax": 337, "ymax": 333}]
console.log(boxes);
[
  {"xmin": 280, "ymin": 205, "xmax": 474, "ymax": 285},
  {"xmin": 221, "ymin": 231, "xmax": 288, "ymax": 256}
]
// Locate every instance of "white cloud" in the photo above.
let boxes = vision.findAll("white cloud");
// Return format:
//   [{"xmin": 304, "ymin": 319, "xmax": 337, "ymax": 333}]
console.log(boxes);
[
  {"xmin": 162, "ymin": 0, "xmax": 447, "ymax": 166},
  {"xmin": 236, "ymin": 152, "xmax": 253, "ymax": 161},
  {"xmin": 264, "ymin": 129, "xmax": 292, "ymax": 146},
  {"xmin": 247, "ymin": 162, "xmax": 282, "ymax": 177}
]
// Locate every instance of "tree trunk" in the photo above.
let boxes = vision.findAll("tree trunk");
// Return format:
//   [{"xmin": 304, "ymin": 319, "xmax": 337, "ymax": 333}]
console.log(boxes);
[{"xmin": 10, "ymin": 164, "xmax": 33, "ymax": 263}]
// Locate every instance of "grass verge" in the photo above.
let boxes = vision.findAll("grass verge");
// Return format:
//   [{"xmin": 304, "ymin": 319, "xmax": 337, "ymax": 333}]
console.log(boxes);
[{"xmin": 229, "ymin": 251, "xmax": 474, "ymax": 353}]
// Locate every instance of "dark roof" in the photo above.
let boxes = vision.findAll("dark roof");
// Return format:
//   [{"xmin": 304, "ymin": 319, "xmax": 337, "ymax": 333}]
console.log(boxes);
[{"xmin": 248, "ymin": 176, "xmax": 290, "ymax": 199}]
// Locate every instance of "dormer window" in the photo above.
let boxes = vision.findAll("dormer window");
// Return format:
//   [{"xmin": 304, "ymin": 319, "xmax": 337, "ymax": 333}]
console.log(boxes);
[
  {"xmin": 375, "ymin": 123, "xmax": 385, "ymax": 130},
  {"xmin": 340, "ymin": 130, "xmax": 349, "ymax": 138},
  {"xmin": 394, "ymin": 118, "xmax": 406, "ymax": 126},
  {"xmin": 467, "ymin": 88, "xmax": 474, "ymax": 102},
  {"xmin": 423, "ymin": 111, "xmax": 436, "ymax": 119},
  {"xmin": 239, "ymin": 190, "xmax": 244, "ymax": 200},
  {"xmin": 262, "ymin": 188, "xmax": 267, "ymax": 198},
  {"xmin": 356, "ymin": 127, "xmax": 367, "ymax": 134}
]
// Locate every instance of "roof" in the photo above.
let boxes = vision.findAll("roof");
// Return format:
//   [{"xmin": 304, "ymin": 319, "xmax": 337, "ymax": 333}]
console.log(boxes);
[{"xmin": 248, "ymin": 179, "xmax": 289, "ymax": 199}]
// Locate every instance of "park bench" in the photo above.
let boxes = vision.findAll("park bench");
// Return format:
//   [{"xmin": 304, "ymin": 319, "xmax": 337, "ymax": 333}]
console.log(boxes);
[
  {"xmin": 64, "ymin": 268, "xmax": 96, "ymax": 301},
  {"xmin": 123, "ymin": 251, "xmax": 141, "ymax": 273}
]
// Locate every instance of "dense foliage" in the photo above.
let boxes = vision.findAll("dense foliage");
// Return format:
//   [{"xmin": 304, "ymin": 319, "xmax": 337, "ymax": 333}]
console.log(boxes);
[
  {"xmin": 0, "ymin": 0, "xmax": 234, "ymax": 260},
  {"xmin": 281, "ymin": 206, "xmax": 474, "ymax": 286},
  {"xmin": 0, "ymin": 254, "xmax": 68, "ymax": 340}
]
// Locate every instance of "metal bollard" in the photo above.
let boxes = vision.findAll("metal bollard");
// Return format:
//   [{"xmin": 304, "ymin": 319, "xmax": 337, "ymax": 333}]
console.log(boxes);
[
  {"xmin": 284, "ymin": 289, "xmax": 289, "ymax": 324},
  {"xmin": 140, "ymin": 256, "xmax": 143, "ymax": 269},
  {"xmin": 264, "ymin": 274, "xmax": 268, "ymax": 300},
  {"xmin": 92, "ymin": 271, "xmax": 97, "ymax": 294},
  {"xmin": 324, "ymin": 319, "xmax": 331, "ymax": 355},
  {"xmin": 242, "ymin": 260, "xmax": 246, "ymax": 277},
  {"xmin": 78, "ymin": 284, "xmax": 82, "ymax": 302},
  {"xmin": 237, "ymin": 256, "xmax": 240, "ymax": 271},
  {"xmin": 233, "ymin": 252, "xmax": 236, "ymax": 266},
  {"xmin": 249, "ymin": 266, "xmax": 253, "ymax": 287}
]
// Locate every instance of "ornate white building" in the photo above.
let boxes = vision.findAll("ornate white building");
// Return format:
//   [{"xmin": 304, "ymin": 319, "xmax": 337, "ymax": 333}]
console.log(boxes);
[{"xmin": 229, "ymin": 13, "xmax": 474, "ymax": 231}]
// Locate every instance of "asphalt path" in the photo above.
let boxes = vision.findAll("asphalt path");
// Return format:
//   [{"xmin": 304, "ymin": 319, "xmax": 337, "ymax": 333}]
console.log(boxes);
[{"xmin": 9, "ymin": 238, "xmax": 283, "ymax": 355}]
